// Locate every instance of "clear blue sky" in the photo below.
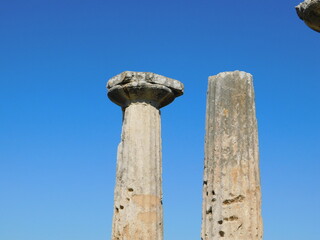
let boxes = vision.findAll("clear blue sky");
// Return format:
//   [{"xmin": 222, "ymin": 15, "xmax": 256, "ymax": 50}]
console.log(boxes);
[{"xmin": 1, "ymin": 0, "xmax": 319, "ymax": 239}]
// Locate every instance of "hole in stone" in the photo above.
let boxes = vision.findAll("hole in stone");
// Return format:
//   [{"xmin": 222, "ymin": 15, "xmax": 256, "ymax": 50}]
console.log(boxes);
[
  {"xmin": 206, "ymin": 192, "xmax": 208, "ymax": 196},
  {"xmin": 128, "ymin": 188, "xmax": 134, "ymax": 192},
  {"xmin": 120, "ymin": 205, "xmax": 124, "ymax": 210},
  {"xmin": 203, "ymin": 180, "xmax": 207, "ymax": 185},
  {"xmin": 126, "ymin": 198, "xmax": 130, "ymax": 201},
  {"xmin": 212, "ymin": 198, "xmax": 216, "ymax": 202},
  {"xmin": 212, "ymin": 190, "xmax": 215, "ymax": 195},
  {"xmin": 229, "ymin": 215, "xmax": 238, "ymax": 221},
  {"xmin": 218, "ymin": 220, "xmax": 223, "ymax": 224},
  {"xmin": 223, "ymin": 195, "xmax": 245, "ymax": 205},
  {"xmin": 115, "ymin": 207, "xmax": 119, "ymax": 213},
  {"xmin": 219, "ymin": 231, "xmax": 225, "ymax": 237},
  {"xmin": 206, "ymin": 206, "xmax": 212, "ymax": 214}
]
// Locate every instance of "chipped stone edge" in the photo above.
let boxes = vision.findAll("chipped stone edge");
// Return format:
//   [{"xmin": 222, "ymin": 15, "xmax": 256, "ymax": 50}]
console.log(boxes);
[
  {"xmin": 209, "ymin": 70, "xmax": 253, "ymax": 84},
  {"xmin": 107, "ymin": 71, "xmax": 184, "ymax": 96},
  {"xmin": 295, "ymin": 0, "xmax": 320, "ymax": 20}
]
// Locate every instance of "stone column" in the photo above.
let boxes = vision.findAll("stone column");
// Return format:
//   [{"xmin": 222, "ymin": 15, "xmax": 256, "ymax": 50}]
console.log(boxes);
[
  {"xmin": 107, "ymin": 71, "xmax": 183, "ymax": 240},
  {"xmin": 201, "ymin": 71, "xmax": 263, "ymax": 240},
  {"xmin": 296, "ymin": 0, "xmax": 320, "ymax": 32}
]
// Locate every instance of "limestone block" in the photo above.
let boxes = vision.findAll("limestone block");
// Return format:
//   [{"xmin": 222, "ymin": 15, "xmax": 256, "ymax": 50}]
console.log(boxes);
[
  {"xmin": 201, "ymin": 71, "xmax": 263, "ymax": 240},
  {"xmin": 296, "ymin": 0, "xmax": 320, "ymax": 32}
]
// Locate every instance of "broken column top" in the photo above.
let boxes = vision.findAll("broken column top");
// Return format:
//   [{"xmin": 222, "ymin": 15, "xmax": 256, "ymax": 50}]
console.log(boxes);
[
  {"xmin": 107, "ymin": 71, "xmax": 184, "ymax": 108},
  {"xmin": 209, "ymin": 70, "xmax": 253, "ymax": 83},
  {"xmin": 296, "ymin": 0, "xmax": 320, "ymax": 32}
]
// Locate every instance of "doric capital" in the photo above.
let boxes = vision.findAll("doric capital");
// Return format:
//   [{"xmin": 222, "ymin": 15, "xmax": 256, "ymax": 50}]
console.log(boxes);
[
  {"xmin": 107, "ymin": 71, "xmax": 184, "ymax": 108},
  {"xmin": 296, "ymin": 0, "xmax": 320, "ymax": 32}
]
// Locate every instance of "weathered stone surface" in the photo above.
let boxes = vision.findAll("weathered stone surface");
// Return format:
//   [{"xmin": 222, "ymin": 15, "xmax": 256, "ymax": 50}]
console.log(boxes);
[
  {"xmin": 201, "ymin": 71, "xmax": 263, "ymax": 240},
  {"xmin": 107, "ymin": 71, "xmax": 183, "ymax": 240},
  {"xmin": 107, "ymin": 71, "xmax": 184, "ymax": 108},
  {"xmin": 296, "ymin": 0, "xmax": 320, "ymax": 32}
]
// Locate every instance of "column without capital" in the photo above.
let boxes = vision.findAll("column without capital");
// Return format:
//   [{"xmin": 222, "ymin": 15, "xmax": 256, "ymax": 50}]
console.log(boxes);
[
  {"xmin": 107, "ymin": 71, "xmax": 183, "ymax": 240},
  {"xmin": 201, "ymin": 71, "xmax": 263, "ymax": 240}
]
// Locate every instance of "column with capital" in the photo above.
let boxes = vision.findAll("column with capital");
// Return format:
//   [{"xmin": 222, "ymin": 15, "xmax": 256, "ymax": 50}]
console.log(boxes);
[{"xmin": 107, "ymin": 71, "xmax": 184, "ymax": 240}]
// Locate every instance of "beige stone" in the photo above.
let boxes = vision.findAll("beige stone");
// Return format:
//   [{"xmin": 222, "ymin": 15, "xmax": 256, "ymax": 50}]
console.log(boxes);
[
  {"xmin": 201, "ymin": 71, "xmax": 263, "ymax": 240},
  {"xmin": 107, "ymin": 71, "xmax": 183, "ymax": 240}
]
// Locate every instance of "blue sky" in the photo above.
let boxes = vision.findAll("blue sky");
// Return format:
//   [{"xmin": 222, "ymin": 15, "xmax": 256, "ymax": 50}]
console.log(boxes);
[{"xmin": 1, "ymin": 0, "xmax": 319, "ymax": 239}]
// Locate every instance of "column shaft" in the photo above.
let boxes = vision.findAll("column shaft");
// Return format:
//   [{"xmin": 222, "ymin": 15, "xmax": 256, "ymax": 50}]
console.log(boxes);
[
  {"xmin": 201, "ymin": 71, "xmax": 263, "ymax": 240},
  {"xmin": 112, "ymin": 103, "xmax": 163, "ymax": 240}
]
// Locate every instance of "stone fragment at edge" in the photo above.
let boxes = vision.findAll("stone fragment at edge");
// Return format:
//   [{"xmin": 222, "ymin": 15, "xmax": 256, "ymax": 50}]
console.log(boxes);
[{"xmin": 296, "ymin": 0, "xmax": 320, "ymax": 32}]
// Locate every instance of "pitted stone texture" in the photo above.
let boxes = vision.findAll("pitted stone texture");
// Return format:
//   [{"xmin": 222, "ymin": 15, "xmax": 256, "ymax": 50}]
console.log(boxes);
[
  {"xmin": 112, "ymin": 103, "xmax": 163, "ymax": 240},
  {"xmin": 107, "ymin": 71, "xmax": 184, "ymax": 108},
  {"xmin": 296, "ymin": 0, "xmax": 320, "ymax": 32},
  {"xmin": 108, "ymin": 71, "xmax": 183, "ymax": 240},
  {"xmin": 201, "ymin": 71, "xmax": 263, "ymax": 240}
]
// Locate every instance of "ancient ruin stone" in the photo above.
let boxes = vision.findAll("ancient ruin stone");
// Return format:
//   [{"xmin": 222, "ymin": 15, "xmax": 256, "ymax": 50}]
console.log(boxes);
[
  {"xmin": 296, "ymin": 0, "xmax": 320, "ymax": 32},
  {"xmin": 107, "ymin": 71, "xmax": 183, "ymax": 108},
  {"xmin": 201, "ymin": 71, "xmax": 263, "ymax": 240},
  {"xmin": 107, "ymin": 71, "xmax": 183, "ymax": 240}
]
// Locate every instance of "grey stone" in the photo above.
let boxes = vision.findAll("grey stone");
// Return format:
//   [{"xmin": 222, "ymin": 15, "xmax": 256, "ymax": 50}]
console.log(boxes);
[
  {"xmin": 296, "ymin": 0, "xmax": 320, "ymax": 32},
  {"xmin": 201, "ymin": 71, "xmax": 263, "ymax": 240},
  {"xmin": 107, "ymin": 71, "xmax": 184, "ymax": 108},
  {"xmin": 107, "ymin": 71, "xmax": 183, "ymax": 240}
]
